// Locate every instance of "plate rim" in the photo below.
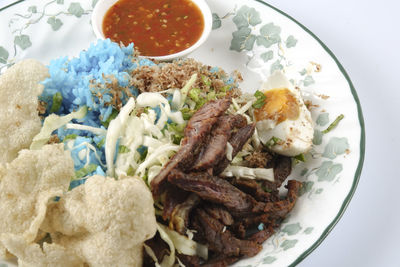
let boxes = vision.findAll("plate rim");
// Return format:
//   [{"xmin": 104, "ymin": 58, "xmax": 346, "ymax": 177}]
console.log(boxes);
[
  {"xmin": 0, "ymin": 0, "xmax": 366, "ymax": 266},
  {"xmin": 249, "ymin": 0, "xmax": 365, "ymax": 266}
]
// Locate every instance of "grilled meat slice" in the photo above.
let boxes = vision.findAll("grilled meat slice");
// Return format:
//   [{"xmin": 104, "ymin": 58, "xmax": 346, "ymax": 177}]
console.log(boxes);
[
  {"xmin": 204, "ymin": 204, "xmax": 234, "ymax": 226},
  {"xmin": 231, "ymin": 178, "xmax": 279, "ymax": 203},
  {"xmin": 170, "ymin": 193, "xmax": 201, "ymax": 234},
  {"xmin": 151, "ymin": 98, "xmax": 232, "ymax": 196},
  {"xmin": 162, "ymin": 185, "xmax": 189, "ymax": 221},
  {"xmin": 194, "ymin": 209, "xmax": 262, "ymax": 257},
  {"xmin": 262, "ymin": 180, "xmax": 302, "ymax": 218},
  {"xmin": 193, "ymin": 115, "xmax": 246, "ymax": 171},
  {"xmin": 168, "ymin": 170, "xmax": 259, "ymax": 216},
  {"xmin": 213, "ymin": 123, "xmax": 256, "ymax": 175},
  {"xmin": 262, "ymin": 155, "xmax": 292, "ymax": 193}
]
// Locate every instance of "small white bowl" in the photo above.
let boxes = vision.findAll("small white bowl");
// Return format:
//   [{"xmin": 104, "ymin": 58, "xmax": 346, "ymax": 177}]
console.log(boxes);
[{"xmin": 91, "ymin": 0, "xmax": 212, "ymax": 61}]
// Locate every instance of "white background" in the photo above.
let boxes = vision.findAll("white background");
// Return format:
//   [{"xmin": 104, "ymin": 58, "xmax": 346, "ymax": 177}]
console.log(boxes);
[
  {"xmin": 263, "ymin": 0, "xmax": 400, "ymax": 266},
  {"xmin": 1, "ymin": 0, "xmax": 399, "ymax": 266}
]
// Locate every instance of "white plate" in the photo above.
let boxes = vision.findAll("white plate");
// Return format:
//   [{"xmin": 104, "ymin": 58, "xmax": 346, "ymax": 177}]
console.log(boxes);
[{"xmin": 0, "ymin": 0, "xmax": 365, "ymax": 266}]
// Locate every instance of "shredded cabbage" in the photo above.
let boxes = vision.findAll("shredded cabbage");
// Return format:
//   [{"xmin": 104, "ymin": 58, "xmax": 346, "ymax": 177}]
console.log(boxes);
[
  {"xmin": 30, "ymin": 106, "xmax": 87, "ymax": 150},
  {"xmin": 114, "ymin": 91, "xmax": 190, "ymax": 181},
  {"xmin": 135, "ymin": 144, "xmax": 179, "ymax": 178},
  {"xmin": 179, "ymin": 73, "xmax": 197, "ymax": 108},
  {"xmin": 221, "ymin": 165, "xmax": 274, "ymax": 181},
  {"xmin": 171, "ymin": 89, "xmax": 181, "ymax": 110},
  {"xmin": 143, "ymin": 244, "xmax": 162, "ymax": 267},
  {"xmin": 156, "ymin": 224, "xmax": 176, "ymax": 267},
  {"xmin": 157, "ymin": 223, "xmax": 208, "ymax": 266},
  {"xmin": 226, "ymin": 142, "xmax": 233, "ymax": 161},
  {"xmin": 136, "ymin": 92, "xmax": 184, "ymax": 125},
  {"xmin": 65, "ymin": 123, "xmax": 107, "ymax": 136},
  {"xmin": 114, "ymin": 116, "xmax": 144, "ymax": 177},
  {"xmin": 158, "ymin": 223, "xmax": 208, "ymax": 264},
  {"xmin": 105, "ymin": 97, "xmax": 135, "ymax": 177}
]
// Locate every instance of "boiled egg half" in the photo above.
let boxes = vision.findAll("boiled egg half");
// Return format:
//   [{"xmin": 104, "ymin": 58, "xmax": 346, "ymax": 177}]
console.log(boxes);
[{"xmin": 254, "ymin": 71, "xmax": 314, "ymax": 157}]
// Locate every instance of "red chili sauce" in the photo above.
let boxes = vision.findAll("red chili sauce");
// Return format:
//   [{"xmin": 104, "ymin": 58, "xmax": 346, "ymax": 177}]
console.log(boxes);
[{"xmin": 103, "ymin": 0, "xmax": 204, "ymax": 57}]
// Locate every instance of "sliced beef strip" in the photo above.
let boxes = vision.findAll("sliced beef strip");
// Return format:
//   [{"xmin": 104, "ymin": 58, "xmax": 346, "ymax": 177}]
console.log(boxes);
[
  {"xmin": 170, "ymin": 193, "xmax": 201, "ymax": 234},
  {"xmin": 144, "ymin": 233, "xmax": 170, "ymax": 264},
  {"xmin": 262, "ymin": 180, "xmax": 302, "ymax": 218},
  {"xmin": 204, "ymin": 204, "xmax": 234, "ymax": 226},
  {"xmin": 194, "ymin": 209, "xmax": 262, "ymax": 257},
  {"xmin": 162, "ymin": 185, "xmax": 190, "ymax": 221},
  {"xmin": 231, "ymin": 223, "xmax": 246, "ymax": 240},
  {"xmin": 262, "ymin": 155, "xmax": 292, "ymax": 193},
  {"xmin": 168, "ymin": 169, "xmax": 259, "ymax": 216},
  {"xmin": 151, "ymin": 98, "xmax": 232, "ymax": 196},
  {"xmin": 232, "ymin": 181, "xmax": 301, "ymax": 239},
  {"xmin": 231, "ymin": 213, "xmax": 274, "ymax": 240},
  {"xmin": 193, "ymin": 114, "xmax": 247, "ymax": 171},
  {"xmin": 246, "ymin": 226, "xmax": 275, "ymax": 244},
  {"xmin": 244, "ymin": 150, "xmax": 274, "ymax": 168},
  {"xmin": 213, "ymin": 123, "xmax": 256, "ymax": 175},
  {"xmin": 273, "ymin": 155, "xmax": 293, "ymax": 187},
  {"xmin": 150, "ymin": 144, "xmax": 196, "ymax": 196},
  {"xmin": 231, "ymin": 178, "xmax": 279, "ymax": 203},
  {"xmin": 183, "ymin": 98, "xmax": 232, "ymax": 143},
  {"xmin": 177, "ymin": 254, "xmax": 201, "ymax": 267}
]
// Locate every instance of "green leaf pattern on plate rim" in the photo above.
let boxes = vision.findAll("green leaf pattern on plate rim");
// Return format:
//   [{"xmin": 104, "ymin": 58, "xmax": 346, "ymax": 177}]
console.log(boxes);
[
  {"xmin": 0, "ymin": 0, "xmax": 93, "ymax": 70},
  {"xmin": 212, "ymin": 5, "xmax": 351, "ymax": 258},
  {"xmin": 0, "ymin": 1, "xmax": 359, "ymax": 267}
]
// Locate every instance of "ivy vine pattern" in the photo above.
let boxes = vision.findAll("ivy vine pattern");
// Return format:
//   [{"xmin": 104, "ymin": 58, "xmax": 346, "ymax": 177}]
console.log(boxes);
[
  {"xmin": 212, "ymin": 5, "xmax": 350, "ymax": 262},
  {"xmin": 0, "ymin": 0, "xmax": 98, "ymax": 71},
  {"xmin": 235, "ymin": 221, "xmax": 315, "ymax": 267},
  {"xmin": 213, "ymin": 6, "xmax": 294, "ymax": 72},
  {"xmin": 0, "ymin": 2, "xmax": 354, "ymax": 266},
  {"xmin": 298, "ymin": 112, "xmax": 350, "ymax": 199},
  {"xmin": 212, "ymin": 5, "xmax": 320, "ymax": 88}
]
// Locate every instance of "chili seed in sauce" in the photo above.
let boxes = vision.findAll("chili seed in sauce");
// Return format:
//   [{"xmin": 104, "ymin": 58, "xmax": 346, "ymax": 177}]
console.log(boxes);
[{"xmin": 102, "ymin": 0, "xmax": 204, "ymax": 57}]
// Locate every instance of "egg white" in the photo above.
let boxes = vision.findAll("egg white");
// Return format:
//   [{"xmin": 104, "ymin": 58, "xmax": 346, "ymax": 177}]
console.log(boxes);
[{"xmin": 256, "ymin": 71, "xmax": 314, "ymax": 157}]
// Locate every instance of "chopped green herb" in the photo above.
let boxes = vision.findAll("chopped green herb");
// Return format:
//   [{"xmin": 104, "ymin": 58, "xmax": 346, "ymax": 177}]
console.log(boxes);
[
  {"xmin": 142, "ymin": 107, "xmax": 150, "ymax": 114},
  {"xmin": 216, "ymin": 92, "xmax": 227, "ymax": 98},
  {"xmin": 262, "ymin": 185, "xmax": 273, "ymax": 193},
  {"xmin": 219, "ymin": 85, "xmax": 231, "ymax": 92},
  {"xmin": 195, "ymin": 98, "xmax": 207, "ymax": 109},
  {"xmin": 294, "ymin": 153, "xmax": 306, "ymax": 162},
  {"xmin": 207, "ymin": 90, "xmax": 216, "ymax": 101},
  {"xmin": 137, "ymin": 146, "xmax": 148, "ymax": 161},
  {"xmin": 75, "ymin": 164, "xmax": 98, "ymax": 179},
  {"xmin": 97, "ymin": 138, "xmax": 105, "ymax": 148},
  {"xmin": 168, "ymin": 122, "xmax": 186, "ymax": 134},
  {"xmin": 63, "ymin": 134, "xmax": 78, "ymax": 142},
  {"xmin": 118, "ymin": 145, "xmax": 131, "ymax": 154},
  {"xmin": 142, "ymin": 172, "xmax": 149, "ymax": 184},
  {"xmin": 180, "ymin": 73, "xmax": 197, "ymax": 106},
  {"xmin": 127, "ymin": 165, "xmax": 135, "ymax": 176},
  {"xmin": 50, "ymin": 92, "xmax": 63, "ymax": 113},
  {"xmin": 252, "ymin": 90, "xmax": 266, "ymax": 109},
  {"xmin": 264, "ymin": 136, "xmax": 282, "ymax": 148},
  {"xmin": 322, "ymin": 114, "xmax": 344, "ymax": 134},
  {"xmin": 188, "ymin": 87, "xmax": 201, "ymax": 102},
  {"xmin": 181, "ymin": 107, "xmax": 194, "ymax": 120},
  {"xmin": 168, "ymin": 122, "xmax": 186, "ymax": 145},
  {"xmin": 201, "ymin": 75, "xmax": 212, "ymax": 87},
  {"xmin": 172, "ymin": 134, "xmax": 183, "ymax": 145},
  {"xmin": 101, "ymin": 108, "xmax": 119, "ymax": 128}
]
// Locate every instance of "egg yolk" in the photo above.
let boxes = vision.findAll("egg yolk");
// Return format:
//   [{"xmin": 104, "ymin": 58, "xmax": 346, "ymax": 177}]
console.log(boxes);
[{"xmin": 254, "ymin": 88, "xmax": 300, "ymax": 124}]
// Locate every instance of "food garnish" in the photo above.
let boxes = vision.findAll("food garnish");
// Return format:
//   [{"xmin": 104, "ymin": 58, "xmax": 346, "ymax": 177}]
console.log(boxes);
[{"xmin": 322, "ymin": 114, "xmax": 344, "ymax": 134}]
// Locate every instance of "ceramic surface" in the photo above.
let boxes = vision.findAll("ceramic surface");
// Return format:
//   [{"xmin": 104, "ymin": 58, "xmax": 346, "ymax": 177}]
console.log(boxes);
[{"xmin": 0, "ymin": 0, "xmax": 364, "ymax": 266}]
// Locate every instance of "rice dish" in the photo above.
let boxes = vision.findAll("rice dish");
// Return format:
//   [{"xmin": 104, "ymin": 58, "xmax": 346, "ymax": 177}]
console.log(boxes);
[{"xmin": 0, "ymin": 38, "xmax": 333, "ymax": 266}]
